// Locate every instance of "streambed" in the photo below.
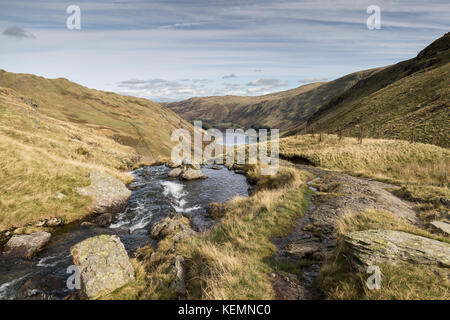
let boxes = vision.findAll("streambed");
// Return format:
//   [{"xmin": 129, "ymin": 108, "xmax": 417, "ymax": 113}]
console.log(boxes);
[{"xmin": 0, "ymin": 165, "xmax": 249, "ymax": 300}]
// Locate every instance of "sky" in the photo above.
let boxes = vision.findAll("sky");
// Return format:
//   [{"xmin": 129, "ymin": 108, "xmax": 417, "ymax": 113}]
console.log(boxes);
[{"xmin": 0, "ymin": 0, "xmax": 449, "ymax": 102}]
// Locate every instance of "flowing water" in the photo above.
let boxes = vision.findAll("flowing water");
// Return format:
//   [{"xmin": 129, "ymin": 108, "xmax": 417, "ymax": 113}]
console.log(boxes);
[{"xmin": 0, "ymin": 165, "xmax": 249, "ymax": 300}]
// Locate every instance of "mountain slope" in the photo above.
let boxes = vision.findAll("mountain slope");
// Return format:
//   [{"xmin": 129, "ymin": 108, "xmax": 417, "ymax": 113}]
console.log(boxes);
[
  {"xmin": 0, "ymin": 70, "xmax": 191, "ymax": 160},
  {"xmin": 164, "ymin": 68, "xmax": 381, "ymax": 134},
  {"xmin": 304, "ymin": 32, "xmax": 450, "ymax": 146},
  {"xmin": 0, "ymin": 86, "xmax": 141, "ymax": 229}
]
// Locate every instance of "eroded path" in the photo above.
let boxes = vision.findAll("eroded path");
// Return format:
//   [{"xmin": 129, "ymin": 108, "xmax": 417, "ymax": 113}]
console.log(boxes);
[{"xmin": 272, "ymin": 162, "xmax": 419, "ymax": 299}]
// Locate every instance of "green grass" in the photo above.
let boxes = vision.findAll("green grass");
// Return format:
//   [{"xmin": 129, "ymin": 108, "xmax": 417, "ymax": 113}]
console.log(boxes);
[{"xmin": 179, "ymin": 167, "xmax": 311, "ymax": 299}]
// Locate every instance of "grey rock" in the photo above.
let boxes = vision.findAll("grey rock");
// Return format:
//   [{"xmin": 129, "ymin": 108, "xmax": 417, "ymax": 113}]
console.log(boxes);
[
  {"xmin": 168, "ymin": 167, "xmax": 183, "ymax": 178},
  {"xmin": 77, "ymin": 171, "xmax": 131, "ymax": 214},
  {"xmin": 440, "ymin": 198, "xmax": 450, "ymax": 209},
  {"xmin": 180, "ymin": 168, "xmax": 205, "ymax": 180},
  {"xmin": 71, "ymin": 235, "xmax": 135, "ymax": 299},
  {"xmin": 344, "ymin": 229, "xmax": 450, "ymax": 270},
  {"xmin": 149, "ymin": 215, "xmax": 196, "ymax": 240},
  {"xmin": 92, "ymin": 213, "xmax": 116, "ymax": 227},
  {"xmin": 3, "ymin": 232, "xmax": 51, "ymax": 259},
  {"xmin": 166, "ymin": 159, "xmax": 182, "ymax": 168},
  {"xmin": 430, "ymin": 221, "xmax": 450, "ymax": 236}
]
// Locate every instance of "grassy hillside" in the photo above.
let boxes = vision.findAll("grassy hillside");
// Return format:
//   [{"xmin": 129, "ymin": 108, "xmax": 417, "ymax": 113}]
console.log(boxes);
[
  {"xmin": 164, "ymin": 68, "xmax": 380, "ymax": 134},
  {"xmin": 0, "ymin": 70, "xmax": 192, "ymax": 160},
  {"xmin": 0, "ymin": 71, "xmax": 192, "ymax": 231},
  {"xmin": 0, "ymin": 87, "xmax": 144, "ymax": 230},
  {"xmin": 280, "ymin": 134, "xmax": 449, "ymax": 188},
  {"xmin": 304, "ymin": 32, "xmax": 450, "ymax": 147}
]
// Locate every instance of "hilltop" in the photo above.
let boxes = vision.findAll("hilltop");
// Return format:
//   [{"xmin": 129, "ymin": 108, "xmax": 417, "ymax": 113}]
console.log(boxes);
[
  {"xmin": 0, "ymin": 70, "xmax": 191, "ymax": 160},
  {"xmin": 163, "ymin": 68, "xmax": 380, "ymax": 133},
  {"xmin": 166, "ymin": 33, "xmax": 449, "ymax": 146},
  {"xmin": 303, "ymin": 32, "xmax": 450, "ymax": 146}
]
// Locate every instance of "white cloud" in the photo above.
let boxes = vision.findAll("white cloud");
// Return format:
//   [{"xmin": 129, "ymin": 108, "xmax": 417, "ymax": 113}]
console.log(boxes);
[{"xmin": 2, "ymin": 26, "xmax": 35, "ymax": 39}]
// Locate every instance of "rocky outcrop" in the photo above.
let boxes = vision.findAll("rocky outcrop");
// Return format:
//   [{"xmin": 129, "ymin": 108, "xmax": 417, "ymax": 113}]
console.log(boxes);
[
  {"xmin": 430, "ymin": 221, "xmax": 450, "ymax": 236},
  {"xmin": 71, "ymin": 235, "xmax": 135, "ymax": 299},
  {"xmin": 77, "ymin": 171, "xmax": 131, "ymax": 214},
  {"xmin": 344, "ymin": 229, "xmax": 450, "ymax": 270},
  {"xmin": 2, "ymin": 232, "xmax": 51, "ymax": 259},
  {"xmin": 149, "ymin": 214, "xmax": 196, "ymax": 241}
]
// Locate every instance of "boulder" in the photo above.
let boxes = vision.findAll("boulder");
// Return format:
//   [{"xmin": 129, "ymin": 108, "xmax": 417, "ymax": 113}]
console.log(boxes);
[
  {"xmin": 180, "ymin": 168, "xmax": 205, "ymax": 181},
  {"xmin": 166, "ymin": 159, "xmax": 182, "ymax": 168},
  {"xmin": 189, "ymin": 162, "xmax": 201, "ymax": 170},
  {"xmin": 211, "ymin": 164, "xmax": 222, "ymax": 170},
  {"xmin": 430, "ymin": 221, "xmax": 450, "ymax": 236},
  {"xmin": 71, "ymin": 235, "xmax": 135, "ymax": 299},
  {"xmin": 77, "ymin": 171, "xmax": 131, "ymax": 214},
  {"xmin": 168, "ymin": 167, "xmax": 183, "ymax": 178},
  {"xmin": 2, "ymin": 232, "xmax": 51, "ymax": 259},
  {"xmin": 92, "ymin": 212, "xmax": 116, "ymax": 227},
  {"xmin": 149, "ymin": 214, "xmax": 196, "ymax": 240},
  {"xmin": 344, "ymin": 229, "xmax": 450, "ymax": 270}
]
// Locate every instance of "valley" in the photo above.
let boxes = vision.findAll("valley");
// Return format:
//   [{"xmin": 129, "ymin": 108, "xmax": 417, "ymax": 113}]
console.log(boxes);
[{"xmin": 0, "ymin": 32, "xmax": 448, "ymax": 301}]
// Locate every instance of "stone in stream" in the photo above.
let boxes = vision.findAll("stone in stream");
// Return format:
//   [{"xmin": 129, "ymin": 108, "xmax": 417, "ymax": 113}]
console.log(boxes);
[
  {"xmin": 2, "ymin": 231, "xmax": 51, "ymax": 259},
  {"xmin": 430, "ymin": 221, "xmax": 450, "ymax": 236},
  {"xmin": 77, "ymin": 171, "xmax": 131, "ymax": 214},
  {"xmin": 168, "ymin": 167, "xmax": 183, "ymax": 178},
  {"xmin": 149, "ymin": 214, "xmax": 196, "ymax": 240},
  {"xmin": 166, "ymin": 159, "xmax": 182, "ymax": 168},
  {"xmin": 71, "ymin": 235, "xmax": 135, "ymax": 299},
  {"xmin": 180, "ymin": 167, "xmax": 205, "ymax": 180},
  {"xmin": 91, "ymin": 212, "xmax": 117, "ymax": 227},
  {"xmin": 344, "ymin": 229, "xmax": 450, "ymax": 270}
]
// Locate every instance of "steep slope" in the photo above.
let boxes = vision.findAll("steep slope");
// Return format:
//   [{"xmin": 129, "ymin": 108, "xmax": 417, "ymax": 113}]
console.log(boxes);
[
  {"xmin": 0, "ymin": 86, "xmax": 140, "ymax": 229},
  {"xmin": 0, "ymin": 70, "xmax": 191, "ymax": 160},
  {"xmin": 164, "ymin": 68, "xmax": 381, "ymax": 134},
  {"xmin": 304, "ymin": 32, "xmax": 450, "ymax": 146}
]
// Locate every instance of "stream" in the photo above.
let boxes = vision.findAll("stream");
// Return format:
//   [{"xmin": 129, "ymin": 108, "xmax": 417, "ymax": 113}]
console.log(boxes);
[{"xmin": 0, "ymin": 165, "xmax": 250, "ymax": 300}]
